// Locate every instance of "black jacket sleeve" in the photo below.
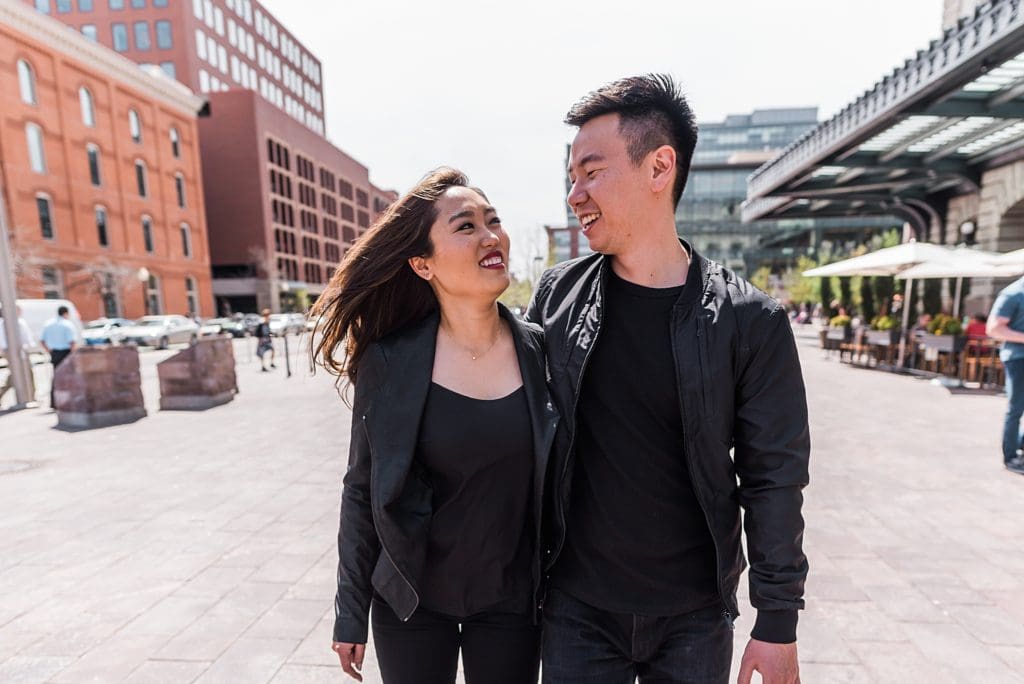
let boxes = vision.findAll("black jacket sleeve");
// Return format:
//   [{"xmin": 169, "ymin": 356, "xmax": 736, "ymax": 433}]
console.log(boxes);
[
  {"xmin": 733, "ymin": 304, "xmax": 810, "ymax": 644},
  {"xmin": 332, "ymin": 344, "xmax": 386, "ymax": 644}
]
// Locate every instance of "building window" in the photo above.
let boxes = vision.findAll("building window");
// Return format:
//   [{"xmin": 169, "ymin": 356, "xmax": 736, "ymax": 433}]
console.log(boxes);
[
  {"xmin": 128, "ymin": 108, "xmax": 142, "ymax": 142},
  {"xmin": 79, "ymin": 87, "xmax": 95, "ymax": 127},
  {"xmin": 77, "ymin": 0, "xmax": 93, "ymax": 10},
  {"xmin": 145, "ymin": 274, "xmax": 161, "ymax": 314},
  {"xmin": 134, "ymin": 22, "xmax": 151, "ymax": 51},
  {"xmin": 180, "ymin": 223, "xmax": 192, "ymax": 258},
  {"xmin": 82, "ymin": 24, "xmax": 97, "ymax": 41},
  {"xmin": 185, "ymin": 276, "xmax": 198, "ymax": 315},
  {"xmin": 169, "ymin": 126, "xmax": 180, "ymax": 158},
  {"xmin": 26, "ymin": 123, "xmax": 45, "ymax": 174},
  {"xmin": 159, "ymin": 61, "xmax": 175, "ymax": 78},
  {"xmin": 142, "ymin": 216, "xmax": 154, "ymax": 253},
  {"xmin": 135, "ymin": 160, "xmax": 147, "ymax": 197},
  {"xmin": 112, "ymin": 23, "xmax": 128, "ymax": 51},
  {"xmin": 192, "ymin": 0, "xmax": 201, "ymax": 19},
  {"xmin": 109, "ymin": 0, "xmax": 124, "ymax": 8},
  {"xmin": 153, "ymin": 0, "xmax": 167, "ymax": 6},
  {"xmin": 17, "ymin": 60, "xmax": 36, "ymax": 105},
  {"xmin": 195, "ymin": 28, "xmax": 207, "ymax": 60},
  {"xmin": 96, "ymin": 206, "xmax": 109, "ymax": 247},
  {"xmin": 155, "ymin": 21, "xmax": 172, "ymax": 49},
  {"xmin": 198, "ymin": 69, "xmax": 209, "ymax": 92},
  {"xmin": 131, "ymin": 0, "xmax": 145, "ymax": 7},
  {"xmin": 56, "ymin": 0, "xmax": 72, "ymax": 12},
  {"xmin": 87, "ymin": 144, "xmax": 102, "ymax": 186},
  {"xmin": 42, "ymin": 267, "xmax": 62, "ymax": 299},
  {"xmin": 34, "ymin": 0, "xmax": 50, "ymax": 13},
  {"xmin": 36, "ymin": 195, "xmax": 54, "ymax": 240},
  {"xmin": 174, "ymin": 173, "xmax": 186, "ymax": 208}
]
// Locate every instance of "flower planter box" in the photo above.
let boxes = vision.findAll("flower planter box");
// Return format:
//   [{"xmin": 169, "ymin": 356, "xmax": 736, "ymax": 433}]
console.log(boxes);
[
  {"xmin": 921, "ymin": 334, "xmax": 966, "ymax": 354},
  {"xmin": 865, "ymin": 329, "xmax": 900, "ymax": 347},
  {"xmin": 826, "ymin": 327, "xmax": 851, "ymax": 343}
]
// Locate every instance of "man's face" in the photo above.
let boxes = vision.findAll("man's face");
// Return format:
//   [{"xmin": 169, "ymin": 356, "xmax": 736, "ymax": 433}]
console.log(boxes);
[{"xmin": 566, "ymin": 113, "xmax": 650, "ymax": 256}]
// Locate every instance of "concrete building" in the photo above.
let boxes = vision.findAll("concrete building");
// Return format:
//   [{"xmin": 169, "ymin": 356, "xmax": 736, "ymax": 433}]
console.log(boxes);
[
  {"xmin": 544, "ymin": 224, "xmax": 588, "ymax": 263},
  {"xmin": 2, "ymin": 0, "xmax": 212, "ymax": 320},
  {"xmin": 31, "ymin": 0, "xmax": 396, "ymax": 313},
  {"xmin": 943, "ymin": 0, "xmax": 984, "ymax": 30}
]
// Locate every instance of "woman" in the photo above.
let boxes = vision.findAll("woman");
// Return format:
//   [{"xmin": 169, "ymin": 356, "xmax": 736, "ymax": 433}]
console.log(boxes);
[{"xmin": 311, "ymin": 168, "xmax": 556, "ymax": 684}]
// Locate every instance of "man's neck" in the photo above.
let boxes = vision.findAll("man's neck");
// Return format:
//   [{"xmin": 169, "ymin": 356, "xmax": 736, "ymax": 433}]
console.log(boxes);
[{"xmin": 609, "ymin": 222, "xmax": 689, "ymax": 288}]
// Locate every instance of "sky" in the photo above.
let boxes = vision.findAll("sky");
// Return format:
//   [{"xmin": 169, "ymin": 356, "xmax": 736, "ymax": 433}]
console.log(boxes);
[{"xmin": 259, "ymin": 0, "xmax": 947, "ymax": 273}]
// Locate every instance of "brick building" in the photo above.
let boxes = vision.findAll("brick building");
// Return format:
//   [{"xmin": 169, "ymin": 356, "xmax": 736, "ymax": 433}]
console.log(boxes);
[
  {"xmin": 2, "ymin": 0, "xmax": 212, "ymax": 320},
  {"xmin": 32, "ymin": 0, "xmax": 396, "ymax": 313}
]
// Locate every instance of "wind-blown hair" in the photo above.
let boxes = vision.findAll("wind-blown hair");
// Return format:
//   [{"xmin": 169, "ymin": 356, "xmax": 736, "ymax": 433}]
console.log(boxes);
[
  {"xmin": 565, "ymin": 74, "xmax": 698, "ymax": 208},
  {"xmin": 310, "ymin": 167, "xmax": 473, "ymax": 395}
]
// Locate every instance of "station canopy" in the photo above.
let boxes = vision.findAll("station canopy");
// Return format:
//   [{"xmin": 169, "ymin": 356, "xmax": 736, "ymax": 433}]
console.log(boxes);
[{"xmin": 743, "ymin": 1, "xmax": 1024, "ymax": 229}]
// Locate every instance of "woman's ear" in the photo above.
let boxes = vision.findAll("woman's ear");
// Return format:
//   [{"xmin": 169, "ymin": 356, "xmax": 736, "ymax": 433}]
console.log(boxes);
[{"xmin": 408, "ymin": 255, "xmax": 432, "ymax": 281}]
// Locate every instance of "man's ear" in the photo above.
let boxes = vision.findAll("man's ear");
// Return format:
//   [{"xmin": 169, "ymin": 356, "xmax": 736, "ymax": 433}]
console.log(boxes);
[
  {"xmin": 408, "ymin": 255, "xmax": 432, "ymax": 281},
  {"xmin": 650, "ymin": 145, "xmax": 677, "ymax": 195}
]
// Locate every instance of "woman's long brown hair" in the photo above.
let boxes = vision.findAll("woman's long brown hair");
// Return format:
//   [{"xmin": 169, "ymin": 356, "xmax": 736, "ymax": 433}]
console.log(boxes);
[{"xmin": 310, "ymin": 167, "xmax": 472, "ymax": 397}]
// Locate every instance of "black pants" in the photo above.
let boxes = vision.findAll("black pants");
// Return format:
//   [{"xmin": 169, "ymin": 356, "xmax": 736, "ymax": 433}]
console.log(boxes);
[
  {"xmin": 49, "ymin": 348, "xmax": 71, "ymax": 409},
  {"xmin": 371, "ymin": 597, "xmax": 540, "ymax": 684}
]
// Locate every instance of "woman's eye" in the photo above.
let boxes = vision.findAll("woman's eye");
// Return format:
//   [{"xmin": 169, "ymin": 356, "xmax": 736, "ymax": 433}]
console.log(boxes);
[{"xmin": 459, "ymin": 222, "xmax": 474, "ymax": 231}]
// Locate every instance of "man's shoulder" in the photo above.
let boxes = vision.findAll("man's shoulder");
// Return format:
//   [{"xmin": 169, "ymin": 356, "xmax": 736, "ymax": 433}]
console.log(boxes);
[
  {"xmin": 711, "ymin": 261, "xmax": 783, "ymax": 319},
  {"xmin": 536, "ymin": 253, "xmax": 603, "ymax": 293}
]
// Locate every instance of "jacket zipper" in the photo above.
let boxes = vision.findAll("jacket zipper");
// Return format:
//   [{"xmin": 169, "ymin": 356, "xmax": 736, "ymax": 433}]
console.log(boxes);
[
  {"xmin": 363, "ymin": 414, "xmax": 420, "ymax": 622},
  {"xmin": 549, "ymin": 290, "xmax": 604, "ymax": 570},
  {"xmin": 676, "ymin": 312, "xmax": 730, "ymax": 618}
]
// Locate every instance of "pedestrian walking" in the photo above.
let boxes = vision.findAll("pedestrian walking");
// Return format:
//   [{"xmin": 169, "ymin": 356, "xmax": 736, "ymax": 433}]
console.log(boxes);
[
  {"xmin": 255, "ymin": 308, "xmax": 275, "ymax": 371},
  {"xmin": 527, "ymin": 74, "xmax": 810, "ymax": 684},
  {"xmin": 311, "ymin": 168, "xmax": 555, "ymax": 684},
  {"xmin": 39, "ymin": 305, "xmax": 77, "ymax": 409},
  {"xmin": 986, "ymin": 276, "xmax": 1024, "ymax": 474},
  {"xmin": 0, "ymin": 305, "xmax": 36, "ymax": 407}
]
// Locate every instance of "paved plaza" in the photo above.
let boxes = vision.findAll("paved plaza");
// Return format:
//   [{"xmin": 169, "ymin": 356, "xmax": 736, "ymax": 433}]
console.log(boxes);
[{"xmin": 0, "ymin": 328, "xmax": 1022, "ymax": 683}]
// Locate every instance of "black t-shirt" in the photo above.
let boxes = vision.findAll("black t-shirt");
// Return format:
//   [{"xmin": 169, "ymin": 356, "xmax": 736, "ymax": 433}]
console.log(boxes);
[
  {"xmin": 416, "ymin": 382, "xmax": 535, "ymax": 618},
  {"xmin": 551, "ymin": 269, "xmax": 719, "ymax": 615}
]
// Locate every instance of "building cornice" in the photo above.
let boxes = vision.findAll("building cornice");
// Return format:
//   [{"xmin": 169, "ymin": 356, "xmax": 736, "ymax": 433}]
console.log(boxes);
[{"xmin": 0, "ymin": 0, "xmax": 206, "ymax": 118}]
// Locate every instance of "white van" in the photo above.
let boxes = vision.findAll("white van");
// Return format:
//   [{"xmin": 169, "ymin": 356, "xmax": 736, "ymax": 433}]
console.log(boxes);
[{"xmin": 13, "ymin": 299, "xmax": 84, "ymax": 350}]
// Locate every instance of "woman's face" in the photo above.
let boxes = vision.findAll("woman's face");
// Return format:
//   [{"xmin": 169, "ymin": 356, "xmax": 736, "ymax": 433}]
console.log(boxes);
[{"xmin": 411, "ymin": 186, "xmax": 510, "ymax": 300}]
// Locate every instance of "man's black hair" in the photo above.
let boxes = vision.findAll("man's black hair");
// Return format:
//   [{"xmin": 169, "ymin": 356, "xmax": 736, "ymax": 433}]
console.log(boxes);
[
  {"xmin": 565, "ymin": 74, "xmax": 698, "ymax": 208},
  {"xmin": 57, "ymin": 305, "xmax": 69, "ymax": 316}
]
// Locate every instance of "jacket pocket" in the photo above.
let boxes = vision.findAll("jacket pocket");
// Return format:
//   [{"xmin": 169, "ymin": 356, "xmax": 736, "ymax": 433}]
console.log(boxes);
[{"xmin": 697, "ymin": 316, "xmax": 717, "ymax": 419}]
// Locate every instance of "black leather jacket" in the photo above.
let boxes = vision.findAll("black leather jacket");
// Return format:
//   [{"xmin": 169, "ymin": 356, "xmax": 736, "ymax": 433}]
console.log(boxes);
[
  {"xmin": 332, "ymin": 305, "xmax": 559, "ymax": 644},
  {"xmin": 526, "ymin": 243, "xmax": 809, "ymax": 637}
]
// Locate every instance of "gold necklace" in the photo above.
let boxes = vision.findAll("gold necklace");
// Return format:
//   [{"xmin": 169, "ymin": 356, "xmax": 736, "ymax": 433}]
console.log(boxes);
[{"xmin": 442, "ymin": 323, "xmax": 503, "ymax": 361}]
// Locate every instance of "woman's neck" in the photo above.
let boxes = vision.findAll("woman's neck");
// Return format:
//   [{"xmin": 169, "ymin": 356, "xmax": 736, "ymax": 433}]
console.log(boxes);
[{"xmin": 437, "ymin": 298, "xmax": 502, "ymax": 348}]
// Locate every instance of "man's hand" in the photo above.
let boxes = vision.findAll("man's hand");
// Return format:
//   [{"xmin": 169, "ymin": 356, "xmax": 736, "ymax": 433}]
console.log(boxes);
[
  {"xmin": 332, "ymin": 642, "xmax": 366, "ymax": 681},
  {"xmin": 737, "ymin": 639, "xmax": 799, "ymax": 684}
]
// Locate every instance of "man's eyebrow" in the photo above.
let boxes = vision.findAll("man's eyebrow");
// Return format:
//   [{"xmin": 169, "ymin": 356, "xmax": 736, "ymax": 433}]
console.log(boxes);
[
  {"xmin": 568, "ymin": 153, "xmax": 605, "ymax": 174},
  {"xmin": 447, "ymin": 206, "xmax": 496, "ymax": 224}
]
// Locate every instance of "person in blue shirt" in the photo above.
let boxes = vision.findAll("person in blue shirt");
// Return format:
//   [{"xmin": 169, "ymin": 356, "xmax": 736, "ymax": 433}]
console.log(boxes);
[
  {"xmin": 987, "ymin": 276, "xmax": 1024, "ymax": 474},
  {"xmin": 40, "ymin": 306, "xmax": 77, "ymax": 409}
]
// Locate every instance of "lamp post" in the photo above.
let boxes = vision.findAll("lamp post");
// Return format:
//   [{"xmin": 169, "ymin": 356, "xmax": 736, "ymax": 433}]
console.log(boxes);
[
  {"xmin": 137, "ymin": 266, "xmax": 150, "ymax": 316},
  {"xmin": 0, "ymin": 179, "xmax": 34, "ymax": 408}
]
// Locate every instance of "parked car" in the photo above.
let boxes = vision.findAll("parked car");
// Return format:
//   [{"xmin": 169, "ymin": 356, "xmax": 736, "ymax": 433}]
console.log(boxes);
[
  {"xmin": 15, "ymin": 298, "xmax": 84, "ymax": 350},
  {"xmin": 81, "ymin": 317, "xmax": 133, "ymax": 345},
  {"xmin": 120, "ymin": 315, "xmax": 199, "ymax": 349},
  {"xmin": 242, "ymin": 313, "xmax": 262, "ymax": 335},
  {"xmin": 198, "ymin": 317, "xmax": 247, "ymax": 338},
  {"xmin": 268, "ymin": 313, "xmax": 305, "ymax": 336}
]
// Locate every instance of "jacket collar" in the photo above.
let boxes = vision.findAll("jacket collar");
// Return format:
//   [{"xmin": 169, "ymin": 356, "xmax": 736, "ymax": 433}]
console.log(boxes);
[{"xmin": 593, "ymin": 238, "xmax": 714, "ymax": 314}]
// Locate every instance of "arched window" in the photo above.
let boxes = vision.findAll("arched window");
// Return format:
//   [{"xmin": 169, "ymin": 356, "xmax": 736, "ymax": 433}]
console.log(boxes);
[
  {"xmin": 95, "ymin": 205, "xmax": 109, "ymax": 247},
  {"xmin": 17, "ymin": 59, "xmax": 36, "ymax": 105},
  {"xmin": 180, "ymin": 222, "xmax": 192, "ymax": 258},
  {"xmin": 86, "ymin": 143, "xmax": 102, "ymax": 186},
  {"xmin": 145, "ymin": 273, "xmax": 162, "ymax": 314},
  {"xmin": 169, "ymin": 126, "xmax": 180, "ymax": 158},
  {"xmin": 26, "ymin": 123, "xmax": 45, "ymax": 174},
  {"xmin": 141, "ymin": 215, "xmax": 154, "ymax": 253},
  {"xmin": 134, "ymin": 159, "xmax": 147, "ymax": 197},
  {"xmin": 128, "ymin": 108, "xmax": 142, "ymax": 143},
  {"xmin": 185, "ymin": 276, "xmax": 198, "ymax": 316},
  {"xmin": 79, "ymin": 86, "xmax": 95, "ymax": 127},
  {"xmin": 174, "ymin": 172, "xmax": 186, "ymax": 208}
]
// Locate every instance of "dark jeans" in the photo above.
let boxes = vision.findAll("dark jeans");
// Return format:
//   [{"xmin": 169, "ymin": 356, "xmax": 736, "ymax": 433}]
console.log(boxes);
[
  {"xmin": 371, "ymin": 597, "xmax": 540, "ymax": 684},
  {"xmin": 49, "ymin": 348, "xmax": 71, "ymax": 409},
  {"xmin": 542, "ymin": 588, "xmax": 733, "ymax": 684},
  {"xmin": 1003, "ymin": 358, "xmax": 1024, "ymax": 463}
]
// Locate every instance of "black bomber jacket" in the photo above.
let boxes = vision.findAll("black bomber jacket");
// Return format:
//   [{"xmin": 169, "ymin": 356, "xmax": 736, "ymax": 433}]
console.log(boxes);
[{"xmin": 525, "ymin": 242, "xmax": 810, "ymax": 644}]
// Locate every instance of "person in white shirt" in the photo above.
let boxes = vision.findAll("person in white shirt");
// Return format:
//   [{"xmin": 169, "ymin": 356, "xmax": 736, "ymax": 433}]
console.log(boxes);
[{"xmin": 0, "ymin": 306, "xmax": 36, "ymax": 406}]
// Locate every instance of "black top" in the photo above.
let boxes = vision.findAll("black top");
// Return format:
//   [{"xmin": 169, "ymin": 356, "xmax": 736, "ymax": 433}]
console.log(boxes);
[
  {"xmin": 416, "ymin": 382, "xmax": 535, "ymax": 618},
  {"xmin": 551, "ymin": 269, "xmax": 719, "ymax": 615}
]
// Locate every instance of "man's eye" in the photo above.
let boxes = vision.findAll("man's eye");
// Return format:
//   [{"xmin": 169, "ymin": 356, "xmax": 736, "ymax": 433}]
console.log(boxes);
[
  {"xmin": 587, "ymin": 169, "xmax": 599, "ymax": 179},
  {"xmin": 489, "ymin": 216, "xmax": 502, "ymax": 225}
]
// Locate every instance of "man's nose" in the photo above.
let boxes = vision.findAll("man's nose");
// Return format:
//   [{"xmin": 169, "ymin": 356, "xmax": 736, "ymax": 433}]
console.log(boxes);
[{"xmin": 567, "ymin": 179, "xmax": 586, "ymax": 209}]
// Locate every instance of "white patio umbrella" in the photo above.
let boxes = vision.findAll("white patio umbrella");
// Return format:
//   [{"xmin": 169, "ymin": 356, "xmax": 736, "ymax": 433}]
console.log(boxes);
[
  {"xmin": 802, "ymin": 242, "xmax": 1000, "ymax": 365},
  {"xmin": 992, "ymin": 247, "xmax": 1024, "ymax": 266},
  {"xmin": 895, "ymin": 254, "xmax": 1018, "ymax": 318}
]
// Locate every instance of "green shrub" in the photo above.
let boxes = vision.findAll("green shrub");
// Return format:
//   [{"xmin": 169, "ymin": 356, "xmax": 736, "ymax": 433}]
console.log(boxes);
[
  {"xmin": 830, "ymin": 314, "xmax": 852, "ymax": 328},
  {"xmin": 926, "ymin": 313, "xmax": 962, "ymax": 336},
  {"xmin": 870, "ymin": 315, "xmax": 898, "ymax": 331}
]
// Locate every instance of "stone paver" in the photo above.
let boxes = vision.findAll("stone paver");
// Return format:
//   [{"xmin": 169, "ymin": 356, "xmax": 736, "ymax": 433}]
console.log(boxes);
[{"xmin": 0, "ymin": 330, "xmax": 1021, "ymax": 682}]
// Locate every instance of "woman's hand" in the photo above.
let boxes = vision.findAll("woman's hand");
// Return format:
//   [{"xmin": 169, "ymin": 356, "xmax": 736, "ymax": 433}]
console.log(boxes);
[{"xmin": 332, "ymin": 642, "xmax": 366, "ymax": 681}]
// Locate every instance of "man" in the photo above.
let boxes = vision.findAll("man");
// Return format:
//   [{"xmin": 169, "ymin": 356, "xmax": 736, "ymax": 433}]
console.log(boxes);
[
  {"xmin": 0, "ymin": 306, "xmax": 36, "ymax": 407},
  {"xmin": 986, "ymin": 276, "xmax": 1024, "ymax": 474},
  {"xmin": 527, "ymin": 75, "xmax": 809, "ymax": 684},
  {"xmin": 40, "ymin": 305, "xmax": 77, "ymax": 409},
  {"xmin": 254, "ymin": 308, "xmax": 276, "ymax": 372}
]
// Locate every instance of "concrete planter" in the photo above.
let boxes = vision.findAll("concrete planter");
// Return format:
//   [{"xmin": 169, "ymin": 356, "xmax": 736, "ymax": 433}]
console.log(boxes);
[
  {"xmin": 865, "ymin": 329, "xmax": 900, "ymax": 346},
  {"xmin": 921, "ymin": 333, "xmax": 966, "ymax": 355},
  {"xmin": 157, "ymin": 336, "xmax": 238, "ymax": 410},
  {"xmin": 54, "ymin": 346, "xmax": 146, "ymax": 428}
]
